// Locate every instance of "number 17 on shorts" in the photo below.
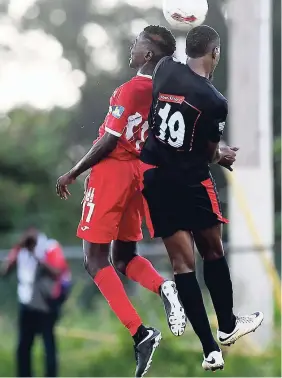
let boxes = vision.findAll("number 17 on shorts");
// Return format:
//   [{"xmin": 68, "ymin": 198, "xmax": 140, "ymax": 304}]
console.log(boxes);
[{"xmin": 81, "ymin": 187, "xmax": 95, "ymax": 230}]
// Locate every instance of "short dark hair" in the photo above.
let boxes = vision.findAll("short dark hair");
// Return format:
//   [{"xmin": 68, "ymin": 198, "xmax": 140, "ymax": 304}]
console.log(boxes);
[
  {"xmin": 143, "ymin": 25, "xmax": 176, "ymax": 57},
  {"xmin": 24, "ymin": 235, "xmax": 37, "ymax": 250},
  {"xmin": 186, "ymin": 25, "xmax": 220, "ymax": 58}
]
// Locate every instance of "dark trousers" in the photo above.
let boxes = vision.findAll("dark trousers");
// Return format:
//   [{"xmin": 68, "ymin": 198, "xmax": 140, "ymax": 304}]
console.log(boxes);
[{"xmin": 17, "ymin": 304, "xmax": 58, "ymax": 377}]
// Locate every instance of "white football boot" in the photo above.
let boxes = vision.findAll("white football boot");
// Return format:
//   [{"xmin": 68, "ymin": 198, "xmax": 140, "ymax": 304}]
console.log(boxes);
[{"xmin": 217, "ymin": 311, "xmax": 264, "ymax": 346}]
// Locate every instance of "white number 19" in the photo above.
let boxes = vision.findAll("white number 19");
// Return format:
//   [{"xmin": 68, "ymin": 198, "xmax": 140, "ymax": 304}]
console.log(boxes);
[{"xmin": 157, "ymin": 103, "xmax": 185, "ymax": 148}]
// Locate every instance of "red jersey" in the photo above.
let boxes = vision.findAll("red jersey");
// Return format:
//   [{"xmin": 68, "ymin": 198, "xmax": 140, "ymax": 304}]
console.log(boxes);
[{"xmin": 96, "ymin": 74, "xmax": 152, "ymax": 160}]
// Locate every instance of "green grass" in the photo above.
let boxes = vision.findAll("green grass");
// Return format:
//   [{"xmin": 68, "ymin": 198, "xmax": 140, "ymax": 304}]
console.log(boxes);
[{"xmin": 0, "ymin": 290, "xmax": 281, "ymax": 377}]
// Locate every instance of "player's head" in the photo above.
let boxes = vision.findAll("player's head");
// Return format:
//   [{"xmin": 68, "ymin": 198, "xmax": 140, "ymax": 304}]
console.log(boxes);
[
  {"xmin": 24, "ymin": 235, "xmax": 37, "ymax": 252},
  {"xmin": 185, "ymin": 25, "xmax": 220, "ymax": 79},
  {"xmin": 130, "ymin": 25, "xmax": 176, "ymax": 71}
]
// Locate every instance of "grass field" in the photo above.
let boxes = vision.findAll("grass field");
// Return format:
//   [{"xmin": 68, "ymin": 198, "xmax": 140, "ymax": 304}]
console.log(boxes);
[{"xmin": 0, "ymin": 288, "xmax": 281, "ymax": 377}]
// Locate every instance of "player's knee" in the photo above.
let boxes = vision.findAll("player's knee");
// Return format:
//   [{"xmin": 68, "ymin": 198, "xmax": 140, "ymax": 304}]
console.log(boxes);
[
  {"xmin": 83, "ymin": 242, "xmax": 110, "ymax": 278},
  {"xmin": 194, "ymin": 226, "xmax": 224, "ymax": 261},
  {"xmin": 200, "ymin": 238, "xmax": 225, "ymax": 261},
  {"xmin": 111, "ymin": 253, "xmax": 138, "ymax": 275},
  {"xmin": 111, "ymin": 240, "xmax": 138, "ymax": 275},
  {"xmin": 203, "ymin": 248, "xmax": 224, "ymax": 261},
  {"xmin": 111, "ymin": 257, "xmax": 127, "ymax": 275},
  {"xmin": 171, "ymin": 255, "xmax": 195, "ymax": 274},
  {"xmin": 83, "ymin": 255, "xmax": 98, "ymax": 277},
  {"xmin": 84, "ymin": 256, "xmax": 110, "ymax": 277}
]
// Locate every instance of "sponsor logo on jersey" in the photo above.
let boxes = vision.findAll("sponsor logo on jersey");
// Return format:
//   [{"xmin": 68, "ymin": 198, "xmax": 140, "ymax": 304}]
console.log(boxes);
[
  {"xmin": 158, "ymin": 93, "xmax": 185, "ymax": 104},
  {"xmin": 110, "ymin": 105, "xmax": 125, "ymax": 119}
]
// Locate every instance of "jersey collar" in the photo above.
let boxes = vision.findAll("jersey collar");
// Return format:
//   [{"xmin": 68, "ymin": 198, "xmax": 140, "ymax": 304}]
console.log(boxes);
[{"xmin": 137, "ymin": 72, "xmax": 152, "ymax": 79}]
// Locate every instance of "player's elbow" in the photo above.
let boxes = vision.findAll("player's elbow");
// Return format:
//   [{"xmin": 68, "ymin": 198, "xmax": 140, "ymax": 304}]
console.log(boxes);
[{"xmin": 206, "ymin": 141, "xmax": 220, "ymax": 163}]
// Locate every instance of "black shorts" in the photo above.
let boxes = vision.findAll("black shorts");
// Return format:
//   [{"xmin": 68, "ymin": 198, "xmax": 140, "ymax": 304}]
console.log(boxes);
[{"xmin": 142, "ymin": 168, "xmax": 228, "ymax": 239}]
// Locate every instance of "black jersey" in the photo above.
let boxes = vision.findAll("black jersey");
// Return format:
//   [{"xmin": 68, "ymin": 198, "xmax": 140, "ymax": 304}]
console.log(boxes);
[{"xmin": 140, "ymin": 56, "xmax": 228, "ymax": 177}]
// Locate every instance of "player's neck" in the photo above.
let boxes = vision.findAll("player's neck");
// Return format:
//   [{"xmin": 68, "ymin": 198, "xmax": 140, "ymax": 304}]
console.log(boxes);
[
  {"xmin": 138, "ymin": 63, "xmax": 154, "ymax": 77},
  {"xmin": 187, "ymin": 58, "xmax": 210, "ymax": 79}
]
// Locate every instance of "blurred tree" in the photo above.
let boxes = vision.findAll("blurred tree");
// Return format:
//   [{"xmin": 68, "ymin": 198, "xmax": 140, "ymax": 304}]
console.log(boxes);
[
  {"xmin": 0, "ymin": 0, "xmax": 280, "ymax": 250},
  {"xmin": 0, "ymin": 109, "xmax": 83, "ymax": 246}
]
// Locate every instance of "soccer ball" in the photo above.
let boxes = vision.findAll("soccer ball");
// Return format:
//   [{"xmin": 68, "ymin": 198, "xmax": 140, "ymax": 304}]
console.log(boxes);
[{"xmin": 163, "ymin": 0, "xmax": 208, "ymax": 31}]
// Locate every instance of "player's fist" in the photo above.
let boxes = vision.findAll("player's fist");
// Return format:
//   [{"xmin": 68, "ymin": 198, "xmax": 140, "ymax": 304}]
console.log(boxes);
[
  {"xmin": 218, "ymin": 146, "xmax": 239, "ymax": 171},
  {"xmin": 56, "ymin": 172, "xmax": 75, "ymax": 200}
]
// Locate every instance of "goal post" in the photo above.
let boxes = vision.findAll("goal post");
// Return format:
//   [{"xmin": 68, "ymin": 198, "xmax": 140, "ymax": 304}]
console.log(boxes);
[{"xmin": 227, "ymin": 0, "xmax": 274, "ymax": 349}]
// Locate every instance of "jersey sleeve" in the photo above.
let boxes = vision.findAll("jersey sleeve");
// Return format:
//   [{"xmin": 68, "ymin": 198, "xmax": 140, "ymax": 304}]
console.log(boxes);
[
  {"xmin": 206, "ymin": 118, "xmax": 225, "ymax": 143},
  {"xmin": 204, "ymin": 101, "xmax": 227, "ymax": 143},
  {"xmin": 104, "ymin": 83, "xmax": 136, "ymax": 137}
]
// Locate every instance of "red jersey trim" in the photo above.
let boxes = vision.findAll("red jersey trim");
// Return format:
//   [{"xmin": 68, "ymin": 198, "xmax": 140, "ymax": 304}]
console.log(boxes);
[{"xmin": 201, "ymin": 178, "xmax": 229, "ymax": 224}]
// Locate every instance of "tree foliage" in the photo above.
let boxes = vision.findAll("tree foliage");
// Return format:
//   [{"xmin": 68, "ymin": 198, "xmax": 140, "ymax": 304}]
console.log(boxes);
[{"xmin": 0, "ymin": 0, "xmax": 280, "ymax": 248}]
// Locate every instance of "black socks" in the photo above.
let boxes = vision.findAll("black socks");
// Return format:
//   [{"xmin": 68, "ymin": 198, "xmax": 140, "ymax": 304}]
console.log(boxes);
[
  {"xmin": 175, "ymin": 272, "xmax": 219, "ymax": 357},
  {"xmin": 204, "ymin": 257, "xmax": 236, "ymax": 333}
]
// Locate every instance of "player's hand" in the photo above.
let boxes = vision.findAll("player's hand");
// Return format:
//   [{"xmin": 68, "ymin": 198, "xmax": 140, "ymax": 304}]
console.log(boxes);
[
  {"xmin": 56, "ymin": 172, "xmax": 75, "ymax": 200},
  {"xmin": 218, "ymin": 146, "xmax": 239, "ymax": 171}
]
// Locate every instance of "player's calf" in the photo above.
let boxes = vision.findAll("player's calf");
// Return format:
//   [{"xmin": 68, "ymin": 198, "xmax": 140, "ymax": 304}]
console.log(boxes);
[
  {"xmin": 113, "ymin": 244, "xmax": 187, "ymax": 336},
  {"xmin": 84, "ymin": 241, "xmax": 162, "ymax": 377}
]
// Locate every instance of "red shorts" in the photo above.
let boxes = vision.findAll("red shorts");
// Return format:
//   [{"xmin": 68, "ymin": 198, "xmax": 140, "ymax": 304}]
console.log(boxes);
[{"xmin": 77, "ymin": 158, "xmax": 153, "ymax": 243}]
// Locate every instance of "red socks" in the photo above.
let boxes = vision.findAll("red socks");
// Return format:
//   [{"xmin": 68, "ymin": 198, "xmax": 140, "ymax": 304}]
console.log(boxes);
[
  {"xmin": 126, "ymin": 256, "xmax": 165, "ymax": 294},
  {"xmin": 93, "ymin": 258, "xmax": 164, "ymax": 336},
  {"xmin": 94, "ymin": 266, "xmax": 142, "ymax": 336}
]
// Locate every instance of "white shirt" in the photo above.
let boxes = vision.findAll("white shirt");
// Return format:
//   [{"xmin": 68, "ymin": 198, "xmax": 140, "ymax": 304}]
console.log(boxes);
[
  {"xmin": 16, "ymin": 233, "xmax": 49, "ymax": 304},
  {"xmin": 17, "ymin": 248, "xmax": 38, "ymax": 304}
]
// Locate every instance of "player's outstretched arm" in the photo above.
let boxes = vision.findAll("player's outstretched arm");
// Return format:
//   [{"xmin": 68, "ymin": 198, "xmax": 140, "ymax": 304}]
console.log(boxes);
[
  {"xmin": 0, "ymin": 245, "xmax": 19, "ymax": 276},
  {"xmin": 56, "ymin": 132, "xmax": 118, "ymax": 199},
  {"xmin": 69, "ymin": 132, "xmax": 118, "ymax": 179}
]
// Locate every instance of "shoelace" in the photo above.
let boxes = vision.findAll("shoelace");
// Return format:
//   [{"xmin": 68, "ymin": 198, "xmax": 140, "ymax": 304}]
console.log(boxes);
[{"xmin": 236, "ymin": 315, "xmax": 255, "ymax": 324}]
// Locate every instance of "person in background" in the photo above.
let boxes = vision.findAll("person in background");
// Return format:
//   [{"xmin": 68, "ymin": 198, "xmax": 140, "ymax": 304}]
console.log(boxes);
[{"xmin": 0, "ymin": 228, "xmax": 71, "ymax": 377}]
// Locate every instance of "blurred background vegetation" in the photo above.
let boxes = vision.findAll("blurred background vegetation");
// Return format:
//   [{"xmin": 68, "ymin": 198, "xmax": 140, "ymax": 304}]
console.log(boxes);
[
  {"xmin": 0, "ymin": 0, "xmax": 280, "ymax": 249},
  {"xmin": 0, "ymin": 0, "xmax": 280, "ymax": 376},
  {"xmin": 0, "ymin": 260, "xmax": 281, "ymax": 377}
]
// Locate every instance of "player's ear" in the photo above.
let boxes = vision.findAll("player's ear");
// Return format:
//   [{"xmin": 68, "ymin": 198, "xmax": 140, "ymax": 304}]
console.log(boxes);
[
  {"xmin": 212, "ymin": 46, "xmax": 220, "ymax": 60},
  {"xmin": 145, "ymin": 50, "xmax": 154, "ymax": 62}
]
